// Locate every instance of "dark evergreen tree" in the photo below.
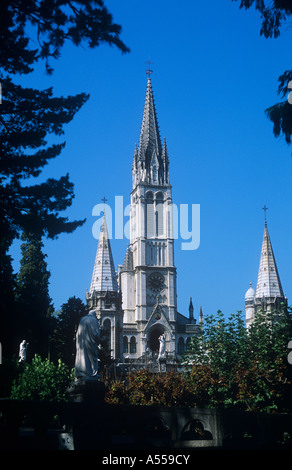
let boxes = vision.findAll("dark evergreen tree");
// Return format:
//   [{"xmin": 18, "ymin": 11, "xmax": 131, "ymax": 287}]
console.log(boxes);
[
  {"xmin": 0, "ymin": 78, "xmax": 88, "ymax": 357},
  {"xmin": 15, "ymin": 232, "xmax": 55, "ymax": 358},
  {"xmin": 0, "ymin": 239, "xmax": 17, "ymax": 357},
  {"xmin": 0, "ymin": 0, "xmax": 130, "ymax": 75},
  {"xmin": 53, "ymin": 296, "xmax": 86, "ymax": 367},
  {"xmin": 231, "ymin": 0, "xmax": 292, "ymax": 39},
  {"xmin": 0, "ymin": 78, "xmax": 89, "ymax": 241},
  {"xmin": 0, "ymin": 0, "xmax": 129, "ymax": 356},
  {"xmin": 98, "ymin": 326, "xmax": 114, "ymax": 374}
]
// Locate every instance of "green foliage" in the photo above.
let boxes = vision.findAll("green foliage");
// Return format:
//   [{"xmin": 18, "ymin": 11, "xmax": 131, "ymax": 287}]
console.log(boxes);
[
  {"xmin": 105, "ymin": 308, "xmax": 292, "ymax": 413},
  {"xmin": 10, "ymin": 354, "xmax": 74, "ymax": 401},
  {"xmin": 105, "ymin": 370, "xmax": 196, "ymax": 408},
  {"xmin": 183, "ymin": 310, "xmax": 248, "ymax": 376},
  {"xmin": 182, "ymin": 307, "xmax": 292, "ymax": 412}
]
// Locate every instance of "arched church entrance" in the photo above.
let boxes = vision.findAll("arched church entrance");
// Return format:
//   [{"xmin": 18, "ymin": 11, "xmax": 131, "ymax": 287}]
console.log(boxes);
[{"xmin": 148, "ymin": 324, "xmax": 165, "ymax": 352}]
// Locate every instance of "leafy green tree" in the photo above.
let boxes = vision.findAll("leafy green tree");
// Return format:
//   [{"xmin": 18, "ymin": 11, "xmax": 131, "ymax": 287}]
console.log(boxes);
[
  {"xmin": 15, "ymin": 231, "xmax": 56, "ymax": 358},
  {"xmin": 248, "ymin": 305, "xmax": 292, "ymax": 367},
  {"xmin": 183, "ymin": 310, "xmax": 248, "ymax": 376},
  {"xmin": 10, "ymin": 354, "xmax": 74, "ymax": 401},
  {"xmin": 105, "ymin": 370, "xmax": 196, "ymax": 407},
  {"xmin": 183, "ymin": 308, "xmax": 292, "ymax": 412}
]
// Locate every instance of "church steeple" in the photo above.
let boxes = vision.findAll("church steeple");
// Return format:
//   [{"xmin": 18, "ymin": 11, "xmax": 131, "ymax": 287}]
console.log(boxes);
[
  {"xmin": 132, "ymin": 75, "xmax": 169, "ymax": 187},
  {"xmin": 89, "ymin": 213, "xmax": 118, "ymax": 294},
  {"xmin": 245, "ymin": 212, "xmax": 287, "ymax": 328},
  {"xmin": 255, "ymin": 220, "xmax": 284, "ymax": 300}
]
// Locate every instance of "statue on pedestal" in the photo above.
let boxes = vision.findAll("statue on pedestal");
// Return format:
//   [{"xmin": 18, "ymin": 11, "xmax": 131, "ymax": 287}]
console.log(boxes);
[
  {"xmin": 19, "ymin": 340, "xmax": 28, "ymax": 363},
  {"xmin": 75, "ymin": 311, "xmax": 100, "ymax": 381},
  {"xmin": 158, "ymin": 334, "xmax": 166, "ymax": 359}
]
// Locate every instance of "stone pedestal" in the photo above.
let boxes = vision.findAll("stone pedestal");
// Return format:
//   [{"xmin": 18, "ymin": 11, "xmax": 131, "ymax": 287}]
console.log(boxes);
[
  {"xmin": 65, "ymin": 380, "xmax": 107, "ymax": 450},
  {"xmin": 158, "ymin": 356, "xmax": 166, "ymax": 373},
  {"xmin": 66, "ymin": 379, "xmax": 106, "ymax": 403}
]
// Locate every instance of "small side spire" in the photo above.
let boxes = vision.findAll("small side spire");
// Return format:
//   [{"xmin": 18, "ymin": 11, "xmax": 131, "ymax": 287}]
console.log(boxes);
[
  {"xmin": 199, "ymin": 307, "xmax": 203, "ymax": 324},
  {"xmin": 89, "ymin": 212, "xmax": 118, "ymax": 294},
  {"xmin": 255, "ymin": 216, "xmax": 284, "ymax": 299},
  {"xmin": 188, "ymin": 297, "xmax": 194, "ymax": 323}
]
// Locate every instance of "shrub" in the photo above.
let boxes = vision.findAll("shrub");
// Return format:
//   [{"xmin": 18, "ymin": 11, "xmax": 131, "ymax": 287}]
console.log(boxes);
[
  {"xmin": 10, "ymin": 354, "xmax": 74, "ymax": 401},
  {"xmin": 105, "ymin": 370, "xmax": 196, "ymax": 407}
]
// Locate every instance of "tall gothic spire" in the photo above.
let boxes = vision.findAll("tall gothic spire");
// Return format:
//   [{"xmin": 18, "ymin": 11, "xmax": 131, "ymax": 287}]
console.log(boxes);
[
  {"xmin": 255, "ymin": 221, "xmax": 284, "ymax": 299},
  {"xmin": 138, "ymin": 76, "xmax": 162, "ymax": 163},
  {"xmin": 89, "ymin": 214, "xmax": 118, "ymax": 293},
  {"xmin": 132, "ymin": 75, "xmax": 169, "ymax": 187}
]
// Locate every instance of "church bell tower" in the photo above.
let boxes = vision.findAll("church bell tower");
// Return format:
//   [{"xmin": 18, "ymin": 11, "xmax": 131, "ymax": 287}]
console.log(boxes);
[{"xmin": 119, "ymin": 71, "xmax": 177, "ymax": 358}]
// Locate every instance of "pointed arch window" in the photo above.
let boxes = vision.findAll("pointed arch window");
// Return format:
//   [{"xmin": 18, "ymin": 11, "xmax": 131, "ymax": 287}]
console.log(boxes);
[
  {"xmin": 145, "ymin": 191, "xmax": 154, "ymax": 238},
  {"xmin": 123, "ymin": 336, "xmax": 128, "ymax": 354},
  {"xmin": 178, "ymin": 337, "xmax": 185, "ymax": 355},
  {"xmin": 156, "ymin": 192, "xmax": 164, "ymax": 236},
  {"xmin": 103, "ymin": 319, "xmax": 111, "ymax": 353},
  {"xmin": 130, "ymin": 336, "xmax": 136, "ymax": 354}
]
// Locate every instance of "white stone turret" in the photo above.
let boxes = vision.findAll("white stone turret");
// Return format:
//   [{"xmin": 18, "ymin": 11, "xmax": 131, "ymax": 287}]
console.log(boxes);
[
  {"xmin": 86, "ymin": 213, "xmax": 123, "ymax": 360},
  {"xmin": 245, "ymin": 217, "xmax": 287, "ymax": 328}
]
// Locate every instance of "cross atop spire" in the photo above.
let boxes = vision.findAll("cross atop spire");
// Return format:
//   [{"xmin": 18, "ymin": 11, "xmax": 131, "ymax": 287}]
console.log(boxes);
[
  {"xmin": 262, "ymin": 204, "xmax": 268, "ymax": 225},
  {"xmin": 102, "ymin": 196, "xmax": 108, "ymax": 216},
  {"xmin": 145, "ymin": 59, "xmax": 153, "ymax": 77}
]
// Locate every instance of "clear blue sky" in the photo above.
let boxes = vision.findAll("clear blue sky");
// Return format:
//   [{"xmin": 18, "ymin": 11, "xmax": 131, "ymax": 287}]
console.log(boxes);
[{"xmin": 10, "ymin": 0, "xmax": 292, "ymax": 320}]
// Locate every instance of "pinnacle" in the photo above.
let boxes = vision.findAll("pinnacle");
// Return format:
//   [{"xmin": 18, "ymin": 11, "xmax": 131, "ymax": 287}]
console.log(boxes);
[
  {"xmin": 89, "ymin": 215, "xmax": 118, "ymax": 293},
  {"xmin": 255, "ymin": 223, "xmax": 284, "ymax": 299}
]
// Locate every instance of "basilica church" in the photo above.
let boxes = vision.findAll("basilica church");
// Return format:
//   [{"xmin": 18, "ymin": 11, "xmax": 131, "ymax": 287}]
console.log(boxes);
[
  {"xmin": 86, "ymin": 73, "xmax": 288, "ymax": 363},
  {"xmin": 86, "ymin": 73, "xmax": 200, "ymax": 361}
]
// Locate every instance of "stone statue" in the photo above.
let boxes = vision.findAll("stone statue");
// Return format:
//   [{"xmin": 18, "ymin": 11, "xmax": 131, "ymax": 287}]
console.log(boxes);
[
  {"xmin": 158, "ymin": 334, "xmax": 166, "ymax": 359},
  {"xmin": 75, "ymin": 311, "xmax": 101, "ymax": 381},
  {"xmin": 19, "ymin": 340, "xmax": 28, "ymax": 363}
]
